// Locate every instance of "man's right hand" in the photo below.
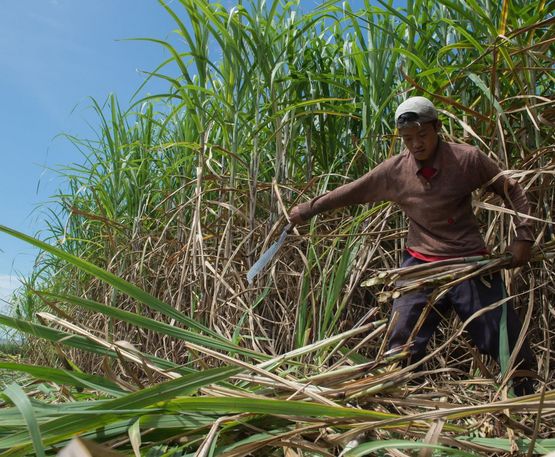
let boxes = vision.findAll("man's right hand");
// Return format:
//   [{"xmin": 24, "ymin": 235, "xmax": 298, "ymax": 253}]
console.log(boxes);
[{"xmin": 288, "ymin": 205, "xmax": 306, "ymax": 225}]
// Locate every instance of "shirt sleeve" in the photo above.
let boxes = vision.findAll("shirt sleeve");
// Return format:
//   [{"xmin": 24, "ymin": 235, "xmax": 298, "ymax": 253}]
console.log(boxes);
[
  {"xmin": 297, "ymin": 160, "xmax": 392, "ymax": 221},
  {"xmin": 476, "ymin": 150, "xmax": 534, "ymax": 242}
]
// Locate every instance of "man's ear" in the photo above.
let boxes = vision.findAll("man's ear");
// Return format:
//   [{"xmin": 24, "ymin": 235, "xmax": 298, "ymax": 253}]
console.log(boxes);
[{"xmin": 435, "ymin": 119, "xmax": 442, "ymax": 132}]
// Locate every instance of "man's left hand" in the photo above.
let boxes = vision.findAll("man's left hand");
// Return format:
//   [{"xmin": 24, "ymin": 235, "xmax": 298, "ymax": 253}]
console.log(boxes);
[{"xmin": 506, "ymin": 240, "xmax": 534, "ymax": 268}]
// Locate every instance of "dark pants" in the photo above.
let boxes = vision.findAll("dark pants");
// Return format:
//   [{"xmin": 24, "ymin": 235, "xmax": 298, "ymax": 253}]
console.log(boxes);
[{"xmin": 388, "ymin": 255, "xmax": 535, "ymax": 375}]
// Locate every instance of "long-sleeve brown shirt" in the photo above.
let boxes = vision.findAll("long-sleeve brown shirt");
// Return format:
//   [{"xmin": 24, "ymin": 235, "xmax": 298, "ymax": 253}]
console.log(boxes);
[{"xmin": 298, "ymin": 140, "xmax": 534, "ymax": 257}]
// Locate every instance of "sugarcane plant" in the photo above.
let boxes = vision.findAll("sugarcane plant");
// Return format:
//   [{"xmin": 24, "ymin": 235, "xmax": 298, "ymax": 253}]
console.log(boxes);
[{"xmin": 0, "ymin": 0, "xmax": 554, "ymax": 455}]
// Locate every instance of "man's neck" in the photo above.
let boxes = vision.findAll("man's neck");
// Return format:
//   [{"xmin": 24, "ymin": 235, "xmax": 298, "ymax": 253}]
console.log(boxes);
[{"xmin": 418, "ymin": 138, "xmax": 441, "ymax": 168}]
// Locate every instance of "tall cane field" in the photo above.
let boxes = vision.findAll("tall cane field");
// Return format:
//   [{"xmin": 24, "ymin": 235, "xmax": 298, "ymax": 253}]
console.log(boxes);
[{"xmin": 0, "ymin": 0, "xmax": 554, "ymax": 455}]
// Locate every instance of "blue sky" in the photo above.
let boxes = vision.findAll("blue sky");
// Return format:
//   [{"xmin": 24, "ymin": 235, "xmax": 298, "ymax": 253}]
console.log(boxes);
[
  {"xmin": 0, "ymin": 0, "xmax": 401, "ymax": 304},
  {"xmin": 0, "ymin": 1, "xmax": 177, "ymax": 302}
]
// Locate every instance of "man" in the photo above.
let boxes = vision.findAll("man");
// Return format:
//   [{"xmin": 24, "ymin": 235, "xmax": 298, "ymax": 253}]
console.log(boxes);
[{"xmin": 289, "ymin": 96, "xmax": 536, "ymax": 395}]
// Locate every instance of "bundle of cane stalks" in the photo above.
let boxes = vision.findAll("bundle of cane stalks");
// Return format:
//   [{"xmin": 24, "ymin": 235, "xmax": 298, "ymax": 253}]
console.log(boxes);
[{"xmin": 362, "ymin": 240, "xmax": 555, "ymax": 303}]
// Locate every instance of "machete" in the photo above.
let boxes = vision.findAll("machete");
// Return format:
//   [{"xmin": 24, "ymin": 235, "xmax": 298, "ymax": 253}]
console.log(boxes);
[{"xmin": 247, "ymin": 223, "xmax": 292, "ymax": 285}]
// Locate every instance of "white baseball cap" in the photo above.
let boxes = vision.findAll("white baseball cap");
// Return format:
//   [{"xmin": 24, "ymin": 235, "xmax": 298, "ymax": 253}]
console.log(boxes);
[{"xmin": 395, "ymin": 96, "xmax": 438, "ymax": 127}]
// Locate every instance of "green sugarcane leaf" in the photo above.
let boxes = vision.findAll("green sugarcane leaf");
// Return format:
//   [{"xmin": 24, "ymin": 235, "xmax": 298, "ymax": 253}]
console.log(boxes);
[
  {"xmin": 0, "ymin": 366, "xmax": 240, "ymax": 452},
  {"xmin": 456, "ymin": 437, "xmax": 555, "ymax": 453},
  {"xmin": 0, "ymin": 362, "xmax": 126, "ymax": 397},
  {"xmin": 2, "ymin": 384, "xmax": 46, "ymax": 457},
  {"xmin": 40, "ymin": 291, "xmax": 266, "ymax": 362},
  {"xmin": 0, "ymin": 224, "xmax": 221, "ymax": 340},
  {"xmin": 158, "ymin": 396, "xmax": 396, "ymax": 421},
  {"xmin": 0, "ymin": 314, "xmax": 185, "ymax": 374},
  {"xmin": 345, "ymin": 439, "xmax": 480, "ymax": 457},
  {"xmin": 128, "ymin": 419, "xmax": 141, "ymax": 457}
]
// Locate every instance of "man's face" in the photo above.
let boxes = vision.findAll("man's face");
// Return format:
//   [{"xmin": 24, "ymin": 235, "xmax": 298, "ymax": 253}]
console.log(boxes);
[{"xmin": 399, "ymin": 121, "xmax": 440, "ymax": 163}]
